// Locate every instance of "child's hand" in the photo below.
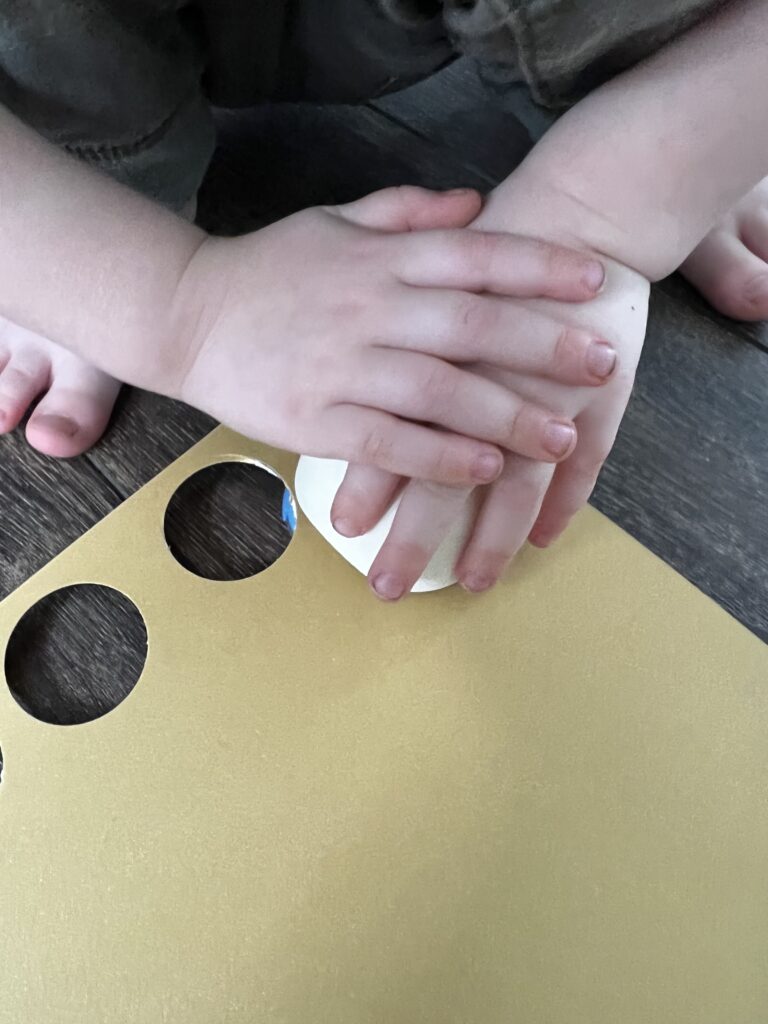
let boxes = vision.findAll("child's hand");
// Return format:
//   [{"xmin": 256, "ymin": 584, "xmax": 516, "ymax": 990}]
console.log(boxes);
[
  {"xmin": 330, "ymin": 256, "xmax": 649, "ymax": 599},
  {"xmin": 171, "ymin": 186, "xmax": 611, "ymax": 488}
]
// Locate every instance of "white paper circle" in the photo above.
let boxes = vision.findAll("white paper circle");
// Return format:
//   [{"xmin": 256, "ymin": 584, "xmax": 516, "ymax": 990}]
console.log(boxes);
[{"xmin": 294, "ymin": 456, "xmax": 476, "ymax": 592}]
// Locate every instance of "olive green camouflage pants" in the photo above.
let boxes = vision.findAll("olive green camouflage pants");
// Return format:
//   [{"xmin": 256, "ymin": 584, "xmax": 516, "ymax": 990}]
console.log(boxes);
[{"xmin": 0, "ymin": 0, "xmax": 727, "ymax": 210}]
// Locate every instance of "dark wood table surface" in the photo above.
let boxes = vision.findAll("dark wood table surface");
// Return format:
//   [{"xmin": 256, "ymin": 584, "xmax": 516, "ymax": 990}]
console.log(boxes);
[{"xmin": 1, "ymin": 61, "xmax": 766, "ymax": 738}]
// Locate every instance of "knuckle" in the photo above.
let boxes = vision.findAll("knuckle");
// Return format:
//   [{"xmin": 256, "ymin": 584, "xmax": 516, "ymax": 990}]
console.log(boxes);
[
  {"xmin": 543, "ymin": 241, "xmax": 562, "ymax": 273},
  {"xmin": 3, "ymin": 366, "xmax": 32, "ymax": 389},
  {"xmin": 499, "ymin": 459, "xmax": 546, "ymax": 504},
  {"xmin": 476, "ymin": 231, "xmax": 500, "ymax": 269},
  {"xmin": 303, "ymin": 346, "xmax": 338, "ymax": 394},
  {"xmin": 531, "ymin": 238, "xmax": 563, "ymax": 277},
  {"xmin": 552, "ymin": 324, "xmax": 575, "ymax": 367},
  {"xmin": 280, "ymin": 373, "xmax": 317, "ymax": 422},
  {"xmin": 546, "ymin": 242, "xmax": 585, "ymax": 285},
  {"xmin": 393, "ymin": 184, "xmax": 425, "ymax": 206},
  {"xmin": 464, "ymin": 550, "xmax": 510, "ymax": 578},
  {"xmin": 418, "ymin": 478, "xmax": 467, "ymax": 503},
  {"xmin": 452, "ymin": 295, "xmax": 490, "ymax": 351},
  {"xmin": 553, "ymin": 326, "xmax": 592, "ymax": 374},
  {"xmin": 428, "ymin": 442, "xmax": 460, "ymax": 482},
  {"xmin": 520, "ymin": 467, "xmax": 549, "ymax": 501},
  {"xmin": 503, "ymin": 403, "xmax": 525, "ymax": 444},
  {"xmin": 386, "ymin": 184, "xmax": 431, "ymax": 226},
  {"xmin": 462, "ymin": 232, "xmax": 496, "ymax": 287},
  {"xmin": 327, "ymin": 296, "xmax": 366, "ymax": 322},
  {"xmin": 359, "ymin": 426, "xmax": 394, "ymax": 467},
  {"xmin": 421, "ymin": 362, "xmax": 458, "ymax": 405},
  {"xmin": 347, "ymin": 233, "xmax": 381, "ymax": 266}
]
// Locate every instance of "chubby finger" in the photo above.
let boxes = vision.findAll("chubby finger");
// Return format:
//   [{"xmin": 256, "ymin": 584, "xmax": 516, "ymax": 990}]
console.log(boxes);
[
  {"xmin": 385, "ymin": 288, "xmax": 618, "ymax": 386},
  {"xmin": 528, "ymin": 409, "xmax": 616, "ymax": 548},
  {"xmin": 330, "ymin": 463, "xmax": 403, "ymax": 538},
  {"xmin": 455, "ymin": 455, "xmax": 554, "ymax": 592},
  {"xmin": 367, "ymin": 481, "xmax": 475, "ymax": 601},
  {"xmin": 349, "ymin": 349, "xmax": 578, "ymax": 462},
  {"xmin": 392, "ymin": 228, "xmax": 606, "ymax": 302},
  {"xmin": 319, "ymin": 404, "xmax": 504, "ymax": 487},
  {"xmin": 327, "ymin": 185, "xmax": 484, "ymax": 232}
]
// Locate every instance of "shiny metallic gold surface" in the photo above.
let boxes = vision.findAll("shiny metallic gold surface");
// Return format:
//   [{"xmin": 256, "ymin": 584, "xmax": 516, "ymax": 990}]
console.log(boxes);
[{"xmin": 1, "ymin": 428, "xmax": 766, "ymax": 1024}]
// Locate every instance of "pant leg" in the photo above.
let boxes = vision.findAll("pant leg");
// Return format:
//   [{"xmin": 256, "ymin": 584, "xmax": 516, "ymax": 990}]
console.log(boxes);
[
  {"xmin": 3, "ymin": 0, "xmax": 727, "ymax": 210},
  {"xmin": 258, "ymin": 0, "xmax": 726, "ymax": 124},
  {"xmin": 440, "ymin": 0, "xmax": 729, "ymax": 112},
  {"xmin": 373, "ymin": 0, "xmax": 730, "ymax": 141},
  {"xmin": 269, "ymin": 0, "xmax": 456, "ymax": 104},
  {"xmin": 0, "ymin": 2, "xmax": 216, "ymax": 211}
]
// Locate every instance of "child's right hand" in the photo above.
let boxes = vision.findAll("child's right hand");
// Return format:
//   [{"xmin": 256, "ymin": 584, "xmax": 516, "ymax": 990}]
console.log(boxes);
[
  {"xmin": 170, "ymin": 186, "xmax": 615, "ymax": 487},
  {"xmin": 332, "ymin": 255, "xmax": 649, "ymax": 599}
]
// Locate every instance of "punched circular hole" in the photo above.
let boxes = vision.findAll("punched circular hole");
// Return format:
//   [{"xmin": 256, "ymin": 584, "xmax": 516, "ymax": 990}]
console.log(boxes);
[
  {"xmin": 164, "ymin": 461, "xmax": 295, "ymax": 581},
  {"xmin": 4, "ymin": 584, "xmax": 147, "ymax": 726}
]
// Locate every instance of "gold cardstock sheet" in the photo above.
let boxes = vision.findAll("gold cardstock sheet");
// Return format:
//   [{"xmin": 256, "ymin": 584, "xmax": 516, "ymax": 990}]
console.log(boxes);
[{"xmin": 1, "ymin": 427, "xmax": 767, "ymax": 1024}]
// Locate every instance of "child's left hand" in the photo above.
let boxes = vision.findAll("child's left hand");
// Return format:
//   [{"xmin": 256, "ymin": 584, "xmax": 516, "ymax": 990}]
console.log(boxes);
[{"xmin": 330, "ymin": 254, "xmax": 649, "ymax": 599}]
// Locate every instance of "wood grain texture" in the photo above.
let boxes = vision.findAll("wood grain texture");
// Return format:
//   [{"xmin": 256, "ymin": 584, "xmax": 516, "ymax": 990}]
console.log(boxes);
[
  {"xmin": 1, "ymin": 58, "xmax": 766, "ymax": 740},
  {"xmin": 163, "ymin": 461, "xmax": 293, "ymax": 582},
  {"xmin": 0, "ymin": 429, "xmax": 119, "ymax": 600},
  {"xmin": 596, "ymin": 285, "xmax": 768, "ymax": 638},
  {"xmin": 83, "ymin": 389, "xmax": 215, "ymax": 497},
  {"xmin": 5, "ymin": 584, "xmax": 147, "ymax": 726}
]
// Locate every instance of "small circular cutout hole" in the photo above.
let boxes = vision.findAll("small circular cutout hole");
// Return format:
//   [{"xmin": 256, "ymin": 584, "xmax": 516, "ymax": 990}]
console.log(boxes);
[
  {"xmin": 4, "ymin": 584, "xmax": 148, "ymax": 726},
  {"xmin": 164, "ymin": 461, "xmax": 294, "ymax": 581}
]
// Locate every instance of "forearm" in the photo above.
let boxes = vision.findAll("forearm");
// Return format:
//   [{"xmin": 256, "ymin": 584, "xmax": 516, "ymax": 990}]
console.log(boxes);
[
  {"xmin": 0, "ymin": 105, "xmax": 205, "ymax": 389},
  {"xmin": 483, "ymin": 0, "xmax": 768, "ymax": 280}
]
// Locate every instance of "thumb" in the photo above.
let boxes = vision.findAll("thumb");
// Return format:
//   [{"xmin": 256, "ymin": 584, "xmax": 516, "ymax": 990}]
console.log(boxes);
[{"xmin": 327, "ymin": 185, "xmax": 484, "ymax": 232}]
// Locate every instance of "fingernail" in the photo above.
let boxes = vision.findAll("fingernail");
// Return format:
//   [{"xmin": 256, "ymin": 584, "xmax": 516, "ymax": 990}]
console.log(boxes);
[
  {"xmin": 32, "ymin": 414, "xmax": 78, "ymax": 437},
  {"xmin": 371, "ymin": 573, "xmax": 406, "ymax": 601},
  {"xmin": 332, "ymin": 517, "xmax": 360, "ymax": 538},
  {"xmin": 461, "ymin": 573, "xmax": 496, "ymax": 593},
  {"xmin": 586, "ymin": 341, "xmax": 617, "ymax": 380},
  {"xmin": 528, "ymin": 532, "xmax": 552, "ymax": 548},
  {"xmin": 445, "ymin": 187, "xmax": 475, "ymax": 196},
  {"xmin": 542, "ymin": 421, "xmax": 576, "ymax": 459},
  {"xmin": 473, "ymin": 452, "xmax": 503, "ymax": 483},
  {"xmin": 583, "ymin": 261, "xmax": 606, "ymax": 293}
]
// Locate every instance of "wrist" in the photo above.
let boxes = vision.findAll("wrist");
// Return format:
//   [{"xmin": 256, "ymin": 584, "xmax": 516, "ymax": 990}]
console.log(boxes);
[
  {"xmin": 482, "ymin": 151, "xmax": 673, "ymax": 283},
  {"xmin": 492, "ymin": 0, "xmax": 768, "ymax": 283},
  {"xmin": 162, "ymin": 233, "xmax": 232, "ymax": 406}
]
